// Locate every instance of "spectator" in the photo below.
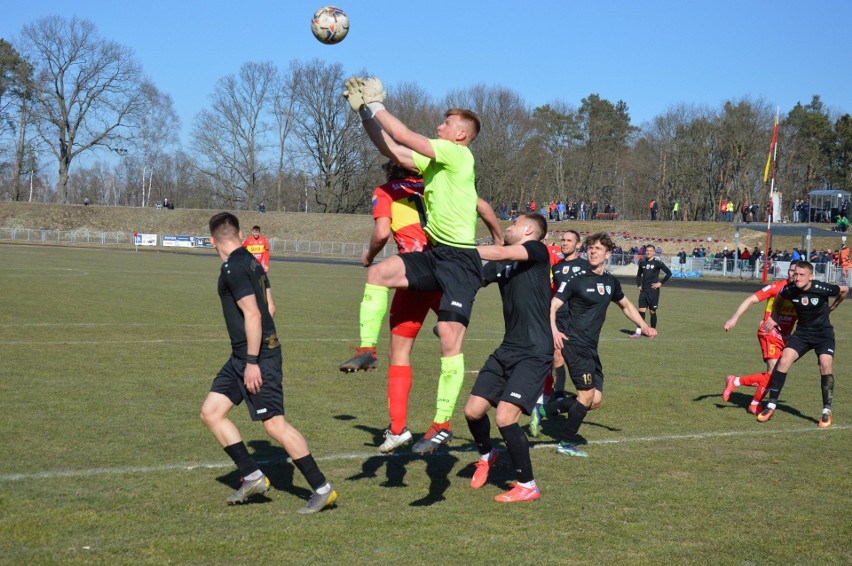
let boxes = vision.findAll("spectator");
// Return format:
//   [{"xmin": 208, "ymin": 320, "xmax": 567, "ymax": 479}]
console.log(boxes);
[
  {"xmin": 83, "ymin": 197, "xmax": 90, "ymax": 206},
  {"xmin": 591, "ymin": 200, "xmax": 598, "ymax": 219},
  {"xmin": 258, "ymin": 202, "xmax": 266, "ymax": 213}
]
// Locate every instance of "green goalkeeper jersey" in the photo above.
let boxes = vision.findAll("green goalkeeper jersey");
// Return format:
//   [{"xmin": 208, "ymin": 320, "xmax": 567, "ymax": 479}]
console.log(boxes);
[{"xmin": 412, "ymin": 139, "xmax": 478, "ymax": 249}]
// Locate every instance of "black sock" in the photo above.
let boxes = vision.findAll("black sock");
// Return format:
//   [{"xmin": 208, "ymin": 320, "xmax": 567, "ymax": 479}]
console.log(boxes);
[
  {"xmin": 544, "ymin": 396, "xmax": 574, "ymax": 416},
  {"xmin": 498, "ymin": 423, "xmax": 533, "ymax": 484},
  {"xmin": 564, "ymin": 399, "xmax": 590, "ymax": 439},
  {"xmin": 821, "ymin": 374, "xmax": 834, "ymax": 410},
  {"xmin": 224, "ymin": 442, "xmax": 260, "ymax": 477},
  {"xmin": 466, "ymin": 414, "xmax": 493, "ymax": 456},
  {"xmin": 553, "ymin": 365, "xmax": 566, "ymax": 394},
  {"xmin": 292, "ymin": 454, "xmax": 327, "ymax": 492},
  {"xmin": 650, "ymin": 312, "xmax": 657, "ymax": 329},
  {"xmin": 640, "ymin": 310, "xmax": 647, "ymax": 322},
  {"xmin": 767, "ymin": 368, "xmax": 788, "ymax": 405}
]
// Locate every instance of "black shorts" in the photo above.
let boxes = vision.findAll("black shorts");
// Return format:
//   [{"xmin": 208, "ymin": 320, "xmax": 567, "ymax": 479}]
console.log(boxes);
[
  {"xmin": 785, "ymin": 331, "xmax": 836, "ymax": 358},
  {"xmin": 470, "ymin": 347, "xmax": 552, "ymax": 415},
  {"xmin": 563, "ymin": 341, "xmax": 604, "ymax": 392},
  {"xmin": 400, "ymin": 246, "xmax": 483, "ymax": 326},
  {"xmin": 638, "ymin": 287, "xmax": 660, "ymax": 310},
  {"xmin": 210, "ymin": 351, "xmax": 284, "ymax": 421}
]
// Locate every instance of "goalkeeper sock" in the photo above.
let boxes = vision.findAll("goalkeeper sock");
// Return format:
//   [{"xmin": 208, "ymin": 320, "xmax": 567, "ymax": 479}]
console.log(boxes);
[
  {"xmin": 434, "ymin": 354, "xmax": 465, "ymax": 423},
  {"xmin": 358, "ymin": 283, "xmax": 389, "ymax": 348},
  {"xmin": 387, "ymin": 365, "xmax": 412, "ymax": 435}
]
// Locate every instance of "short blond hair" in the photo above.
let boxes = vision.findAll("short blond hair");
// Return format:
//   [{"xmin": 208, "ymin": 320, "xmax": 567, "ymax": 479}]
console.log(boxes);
[{"xmin": 446, "ymin": 108, "xmax": 481, "ymax": 141}]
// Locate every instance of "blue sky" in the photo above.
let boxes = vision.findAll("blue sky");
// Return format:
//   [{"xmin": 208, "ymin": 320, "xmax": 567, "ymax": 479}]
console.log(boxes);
[{"xmin": 3, "ymin": 0, "xmax": 851, "ymax": 146}]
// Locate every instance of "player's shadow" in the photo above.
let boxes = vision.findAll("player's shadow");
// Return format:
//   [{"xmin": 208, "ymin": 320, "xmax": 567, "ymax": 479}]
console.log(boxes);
[
  {"xmin": 215, "ymin": 439, "xmax": 311, "ymax": 504},
  {"xmin": 530, "ymin": 416, "xmax": 620, "ymax": 440},
  {"xmin": 347, "ymin": 450, "xmax": 460, "ymax": 507}
]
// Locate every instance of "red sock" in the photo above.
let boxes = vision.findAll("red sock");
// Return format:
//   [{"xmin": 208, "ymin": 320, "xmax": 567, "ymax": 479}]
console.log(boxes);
[
  {"xmin": 543, "ymin": 372, "xmax": 554, "ymax": 397},
  {"xmin": 739, "ymin": 371, "xmax": 768, "ymax": 387},
  {"xmin": 388, "ymin": 365, "xmax": 412, "ymax": 435}
]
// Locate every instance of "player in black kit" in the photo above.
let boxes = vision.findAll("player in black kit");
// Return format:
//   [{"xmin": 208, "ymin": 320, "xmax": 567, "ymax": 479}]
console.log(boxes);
[
  {"xmin": 758, "ymin": 261, "xmax": 847, "ymax": 426},
  {"xmin": 630, "ymin": 244, "xmax": 672, "ymax": 338},
  {"xmin": 463, "ymin": 214, "xmax": 552, "ymax": 502},
  {"xmin": 528, "ymin": 230, "xmax": 593, "ymax": 437},
  {"xmin": 539, "ymin": 232, "xmax": 656, "ymax": 457},
  {"xmin": 200, "ymin": 212, "xmax": 337, "ymax": 513}
]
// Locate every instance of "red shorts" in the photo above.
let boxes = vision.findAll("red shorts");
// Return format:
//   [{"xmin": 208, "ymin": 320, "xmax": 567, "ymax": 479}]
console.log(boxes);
[
  {"xmin": 757, "ymin": 329, "xmax": 786, "ymax": 360},
  {"xmin": 389, "ymin": 289, "xmax": 441, "ymax": 339}
]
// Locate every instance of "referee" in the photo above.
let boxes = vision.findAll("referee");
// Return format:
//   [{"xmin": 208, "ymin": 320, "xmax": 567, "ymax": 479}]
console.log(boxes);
[{"xmin": 630, "ymin": 244, "xmax": 672, "ymax": 338}]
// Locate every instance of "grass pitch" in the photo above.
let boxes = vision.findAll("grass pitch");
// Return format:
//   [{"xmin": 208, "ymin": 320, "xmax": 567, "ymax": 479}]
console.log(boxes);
[{"xmin": 0, "ymin": 244, "xmax": 849, "ymax": 564}]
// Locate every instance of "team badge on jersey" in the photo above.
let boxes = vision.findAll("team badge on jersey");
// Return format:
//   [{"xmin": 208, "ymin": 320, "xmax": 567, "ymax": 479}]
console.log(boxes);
[
  {"xmin": 596, "ymin": 283, "xmax": 605, "ymax": 295},
  {"xmin": 801, "ymin": 297, "xmax": 809, "ymax": 306}
]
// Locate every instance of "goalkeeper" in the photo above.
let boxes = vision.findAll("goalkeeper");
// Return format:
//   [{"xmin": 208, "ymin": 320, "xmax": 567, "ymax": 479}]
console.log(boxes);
[{"xmin": 339, "ymin": 77, "xmax": 501, "ymax": 454}]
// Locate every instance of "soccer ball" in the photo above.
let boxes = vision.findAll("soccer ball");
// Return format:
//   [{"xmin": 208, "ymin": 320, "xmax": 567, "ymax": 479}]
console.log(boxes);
[{"xmin": 311, "ymin": 6, "xmax": 349, "ymax": 44}]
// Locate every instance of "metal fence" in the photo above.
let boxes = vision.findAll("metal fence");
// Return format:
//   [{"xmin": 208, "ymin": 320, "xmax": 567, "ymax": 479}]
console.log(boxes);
[
  {"xmin": 0, "ymin": 228, "xmax": 395, "ymax": 259},
  {"xmin": 2, "ymin": 228, "xmax": 848, "ymax": 284}
]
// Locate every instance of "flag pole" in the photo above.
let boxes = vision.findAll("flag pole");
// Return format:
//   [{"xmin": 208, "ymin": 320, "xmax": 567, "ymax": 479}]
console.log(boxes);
[{"xmin": 761, "ymin": 107, "xmax": 780, "ymax": 283}]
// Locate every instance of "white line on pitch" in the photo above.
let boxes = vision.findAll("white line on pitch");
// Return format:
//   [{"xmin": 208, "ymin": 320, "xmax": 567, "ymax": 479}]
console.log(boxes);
[{"xmin": 0, "ymin": 425, "xmax": 846, "ymax": 483}]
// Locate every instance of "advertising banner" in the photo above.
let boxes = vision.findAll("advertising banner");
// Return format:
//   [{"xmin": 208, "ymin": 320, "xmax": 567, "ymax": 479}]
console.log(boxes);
[
  {"xmin": 162, "ymin": 235, "xmax": 194, "ymax": 248},
  {"xmin": 134, "ymin": 232, "xmax": 158, "ymax": 246}
]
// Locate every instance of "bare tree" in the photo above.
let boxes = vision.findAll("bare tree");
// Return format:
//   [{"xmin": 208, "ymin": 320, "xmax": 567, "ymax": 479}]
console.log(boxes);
[
  {"xmin": 191, "ymin": 61, "xmax": 277, "ymax": 208},
  {"xmin": 20, "ymin": 16, "xmax": 145, "ymax": 203},
  {"xmin": 133, "ymin": 81, "xmax": 179, "ymax": 207},
  {"xmin": 289, "ymin": 59, "xmax": 373, "ymax": 213}
]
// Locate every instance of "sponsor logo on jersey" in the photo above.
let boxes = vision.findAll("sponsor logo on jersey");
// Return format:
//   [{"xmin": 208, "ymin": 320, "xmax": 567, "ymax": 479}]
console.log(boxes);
[
  {"xmin": 510, "ymin": 391, "xmax": 521, "ymax": 399},
  {"xmin": 451, "ymin": 301, "xmax": 463, "ymax": 308}
]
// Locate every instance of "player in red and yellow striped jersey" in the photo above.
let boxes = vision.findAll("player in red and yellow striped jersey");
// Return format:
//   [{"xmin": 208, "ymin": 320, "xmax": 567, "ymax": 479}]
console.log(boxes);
[
  {"xmin": 722, "ymin": 263, "xmax": 798, "ymax": 414},
  {"xmin": 242, "ymin": 226, "xmax": 270, "ymax": 272}
]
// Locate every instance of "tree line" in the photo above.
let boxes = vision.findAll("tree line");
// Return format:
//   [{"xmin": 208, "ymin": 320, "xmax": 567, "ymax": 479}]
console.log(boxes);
[{"xmin": 1, "ymin": 16, "xmax": 850, "ymax": 219}]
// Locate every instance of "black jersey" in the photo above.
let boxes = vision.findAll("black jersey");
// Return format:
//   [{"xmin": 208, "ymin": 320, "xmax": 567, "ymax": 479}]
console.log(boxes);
[
  {"xmin": 636, "ymin": 257, "xmax": 672, "ymax": 288},
  {"xmin": 486, "ymin": 240, "xmax": 553, "ymax": 355},
  {"xmin": 779, "ymin": 281, "xmax": 841, "ymax": 334},
  {"xmin": 552, "ymin": 256, "xmax": 592, "ymax": 325},
  {"xmin": 554, "ymin": 270, "xmax": 625, "ymax": 349},
  {"xmin": 218, "ymin": 246, "xmax": 280, "ymax": 358},
  {"xmin": 552, "ymin": 256, "xmax": 592, "ymax": 287}
]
